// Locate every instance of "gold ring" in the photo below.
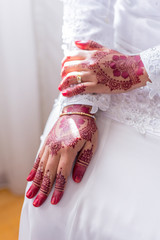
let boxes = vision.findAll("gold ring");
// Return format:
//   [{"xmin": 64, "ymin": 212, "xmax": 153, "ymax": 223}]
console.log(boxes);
[{"xmin": 77, "ymin": 75, "xmax": 82, "ymax": 84}]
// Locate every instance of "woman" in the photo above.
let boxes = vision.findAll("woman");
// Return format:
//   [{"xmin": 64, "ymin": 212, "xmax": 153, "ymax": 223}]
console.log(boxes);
[{"xmin": 19, "ymin": 0, "xmax": 160, "ymax": 239}]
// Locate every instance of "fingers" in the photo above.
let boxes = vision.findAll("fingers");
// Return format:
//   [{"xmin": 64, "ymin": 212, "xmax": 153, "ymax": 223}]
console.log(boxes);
[
  {"xmin": 61, "ymin": 82, "xmax": 96, "ymax": 97},
  {"xmin": 61, "ymin": 60, "xmax": 88, "ymax": 78},
  {"xmin": 51, "ymin": 152, "xmax": 76, "ymax": 205},
  {"xmin": 59, "ymin": 71, "xmax": 93, "ymax": 91},
  {"xmin": 75, "ymin": 40, "xmax": 104, "ymax": 50},
  {"xmin": 72, "ymin": 141, "xmax": 96, "ymax": 183},
  {"xmin": 33, "ymin": 154, "xmax": 60, "ymax": 207},
  {"xmin": 61, "ymin": 51, "xmax": 86, "ymax": 68},
  {"xmin": 26, "ymin": 144, "xmax": 45, "ymax": 181},
  {"xmin": 26, "ymin": 147, "xmax": 49, "ymax": 199}
]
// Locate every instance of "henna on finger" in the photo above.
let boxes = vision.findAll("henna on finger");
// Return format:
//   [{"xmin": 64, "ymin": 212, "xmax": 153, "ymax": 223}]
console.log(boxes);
[
  {"xmin": 33, "ymin": 162, "xmax": 44, "ymax": 188},
  {"xmin": 26, "ymin": 156, "xmax": 40, "ymax": 181},
  {"xmin": 51, "ymin": 168, "xmax": 67, "ymax": 205},
  {"xmin": 75, "ymin": 40, "xmax": 104, "ymax": 50},
  {"xmin": 73, "ymin": 145, "xmax": 93, "ymax": 183},
  {"xmin": 62, "ymin": 84, "xmax": 86, "ymax": 97},
  {"xmin": 59, "ymin": 74, "xmax": 77, "ymax": 91},
  {"xmin": 26, "ymin": 162, "xmax": 44, "ymax": 199},
  {"xmin": 33, "ymin": 170, "xmax": 52, "ymax": 207}
]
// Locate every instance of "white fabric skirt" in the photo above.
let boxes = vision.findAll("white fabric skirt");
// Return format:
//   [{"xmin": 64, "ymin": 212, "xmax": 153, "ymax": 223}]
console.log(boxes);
[{"xmin": 19, "ymin": 110, "xmax": 160, "ymax": 240}]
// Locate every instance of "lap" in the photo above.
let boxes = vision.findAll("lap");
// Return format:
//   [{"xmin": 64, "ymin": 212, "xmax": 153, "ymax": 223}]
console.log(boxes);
[{"xmin": 19, "ymin": 112, "xmax": 160, "ymax": 240}]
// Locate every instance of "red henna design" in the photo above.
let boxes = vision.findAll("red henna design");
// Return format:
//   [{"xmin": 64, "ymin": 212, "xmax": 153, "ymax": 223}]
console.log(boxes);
[
  {"xmin": 51, "ymin": 168, "xmax": 66, "ymax": 204},
  {"xmin": 28, "ymin": 103, "xmax": 98, "ymax": 206},
  {"xmin": 63, "ymin": 104, "xmax": 91, "ymax": 114},
  {"xmin": 79, "ymin": 118, "xmax": 97, "ymax": 141},
  {"xmin": 46, "ymin": 125, "xmax": 62, "ymax": 156},
  {"xmin": 90, "ymin": 51, "xmax": 144, "ymax": 92},
  {"xmin": 62, "ymin": 84, "xmax": 86, "ymax": 97},
  {"xmin": 89, "ymin": 40, "xmax": 103, "ymax": 49},
  {"xmin": 59, "ymin": 75, "xmax": 77, "ymax": 91},
  {"xmin": 27, "ymin": 156, "xmax": 40, "ymax": 181},
  {"xmin": 43, "ymin": 106, "xmax": 97, "ymax": 157},
  {"xmin": 33, "ymin": 156, "xmax": 40, "ymax": 170},
  {"xmin": 40, "ymin": 170, "xmax": 51, "ymax": 195},
  {"xmin": 77, "ymin": 146, "xmax": 93, "ymax": 167},
  {"xmin": 50, "ymin": 141, "xmax": 62, "ymax": 155},
  {"xmin": 73, "ymin": 146, "xmax": 93, "ymax": 183},
  {"xmin": 33, "ymin": 163, "xmax": 44, "ymax": 188},
  {"xmin": 75, "ymin": 40, "xmax": 103, "ymax": 50},
  {"xmin": 55, "ymin": 168, "xmax": 66, "ymax": 192}
]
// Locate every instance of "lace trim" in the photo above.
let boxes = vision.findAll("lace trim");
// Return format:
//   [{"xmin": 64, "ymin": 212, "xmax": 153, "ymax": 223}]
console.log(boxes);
[
  {"xmin": 57, "ymin": 94, "xmax": 110, "ymax": 114},
  {"xmin": 105, "ymin": 87, "xmax": 160, "ymax": 136},
  {"xmin": 140, "ymin": 45, "xmax": 160, "ymax": 98}
]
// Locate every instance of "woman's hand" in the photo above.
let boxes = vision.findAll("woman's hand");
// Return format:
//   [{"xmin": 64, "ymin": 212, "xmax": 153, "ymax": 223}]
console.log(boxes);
[
  {"xmin": 26, "ymin": 104, "xmax": 98, "ymax": 207},
  {"xmin": 59, "ymin": 40, "xmax": 150, "ymax": 97}
]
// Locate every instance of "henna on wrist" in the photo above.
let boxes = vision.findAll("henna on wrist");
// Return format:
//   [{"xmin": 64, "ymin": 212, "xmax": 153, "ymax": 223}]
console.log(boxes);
[{"xmin": 63, "ymin": 104, "xmax": 92, "ymax": 114}]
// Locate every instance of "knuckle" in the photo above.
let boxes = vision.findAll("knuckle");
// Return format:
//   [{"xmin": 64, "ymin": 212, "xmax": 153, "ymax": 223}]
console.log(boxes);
[{"xmin": 63, "ymin": 145, "xmax": 71, "ymax": 153}]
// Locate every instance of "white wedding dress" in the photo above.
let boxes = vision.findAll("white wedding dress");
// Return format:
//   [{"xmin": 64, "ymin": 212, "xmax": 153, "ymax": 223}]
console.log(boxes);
[{"xmin": 19, "ymin": 0, "xmax": 160, "ymax": 239}]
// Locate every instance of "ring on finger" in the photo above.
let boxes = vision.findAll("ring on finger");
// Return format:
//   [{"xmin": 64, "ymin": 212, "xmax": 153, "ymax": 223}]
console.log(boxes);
[{"xmin": 77, "ymin": 75, "xmax": 82, "ymax": 84}]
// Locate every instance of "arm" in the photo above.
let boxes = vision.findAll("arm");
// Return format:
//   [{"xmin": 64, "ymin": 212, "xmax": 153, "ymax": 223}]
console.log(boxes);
[{"xmin": 25, "ymin": 0, "xmax": 114, "ymax": 207}]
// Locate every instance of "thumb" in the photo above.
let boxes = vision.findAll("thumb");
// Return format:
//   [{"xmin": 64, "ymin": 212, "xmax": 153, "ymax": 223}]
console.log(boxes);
[{"xmin": 75, "ymin": 40, "xmax": 104, "ymax": 50}]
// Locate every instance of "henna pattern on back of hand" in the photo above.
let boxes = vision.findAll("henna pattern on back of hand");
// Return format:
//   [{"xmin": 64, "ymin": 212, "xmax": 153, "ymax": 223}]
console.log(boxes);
[
  {"xmin": 91, "ymin": 52, "xmax": 144, "ymax": 92},
  {"xmin": 45, "ymin": 111, "xmax": 97, "ymax": 157}
]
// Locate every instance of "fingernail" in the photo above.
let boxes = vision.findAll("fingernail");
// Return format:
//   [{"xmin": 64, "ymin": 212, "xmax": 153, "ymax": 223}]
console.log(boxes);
[
  {"xmin": 74, "ymin": 175, "xmax": 82, "ymax": 183},
  {"xmin": 75, "ymin": 40, "xmax": 87, "ymax": 44},
  {"xmin": 26, "ymin": 185, "xmax": 39, "ymax": 199},
  {"xmin": 72, "ymin": 165, "xmax": 85, "ymax": 183},
  {"xmin": 33, "ymin": 194, "xmax": 47, "ymax": 207},
  {"xmin": 62, "ymin": 91, "xmax": 67, "ymax": 96},
  {"xmin": 51, "ymin": 191, "xmax": 63, "ymax": 205},
  {"xmin": 75, "ymin": 40, "xmax": 88, "ymax": 49},
  {"xmin": 58, "ymin": 85, "xmax": 62, "ymax": 91},
  {"xmin": 26, "ymin": 189, "xmax": 33, "ymax": 198},
  {"xmin": 27, "ymin": 169, "xmax": 36, "ymax": 181}
]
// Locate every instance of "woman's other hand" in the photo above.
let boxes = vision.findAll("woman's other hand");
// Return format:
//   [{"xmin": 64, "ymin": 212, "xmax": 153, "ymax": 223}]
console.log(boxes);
[
  {"xmin": 26, "ymin": 104, "xmax": 98, "ymax": 207},
  {"xmin": 59, "ymin": 40, "xmax": 150, "ymax": 97}
]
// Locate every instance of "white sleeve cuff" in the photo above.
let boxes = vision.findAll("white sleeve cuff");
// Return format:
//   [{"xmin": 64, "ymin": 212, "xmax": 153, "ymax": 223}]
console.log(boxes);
[
  {"xmin": 55, "ymin": 93, "xmax": 110, "ymax": 114},
  {"xmin": 140, "ymin": 45, "xmax": 160, "ymax": 98}
]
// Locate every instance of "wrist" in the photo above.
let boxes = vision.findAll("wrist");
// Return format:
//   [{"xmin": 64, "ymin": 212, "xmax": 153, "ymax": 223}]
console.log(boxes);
[{"xmin": 62, "ymin": 104, "xmax": 92, "ymax": 114}]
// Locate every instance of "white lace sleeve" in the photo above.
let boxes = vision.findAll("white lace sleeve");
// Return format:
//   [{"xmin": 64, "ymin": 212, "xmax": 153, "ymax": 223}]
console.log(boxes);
[
  {"xmin": 57, "ymin": 0, "xmax": 115, "ymax": 114},
  {"xmin": 140, "ymin": 45, "xmax": 160, "ymax": 98}
]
